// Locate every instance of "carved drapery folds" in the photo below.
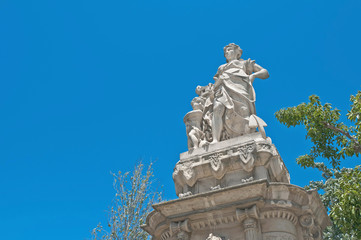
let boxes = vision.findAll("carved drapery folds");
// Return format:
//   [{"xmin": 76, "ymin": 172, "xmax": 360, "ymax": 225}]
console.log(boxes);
[
  {"xmin": 236, "ymin": 205, "xmax": 260, "ymax": 240},
  {"xmin": 184, "ymin": 43, "xmax": 270, "ymax": 150}
]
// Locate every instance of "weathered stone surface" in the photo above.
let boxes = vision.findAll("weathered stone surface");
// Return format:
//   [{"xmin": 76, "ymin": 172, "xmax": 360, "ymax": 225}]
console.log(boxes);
[
  {"xmin": 141, "ymin": 180, "xmax": 330, "ymax": 240},
  {"xmin": 173, "ymin": 132, "xmax": 290, "ymax": 197}
]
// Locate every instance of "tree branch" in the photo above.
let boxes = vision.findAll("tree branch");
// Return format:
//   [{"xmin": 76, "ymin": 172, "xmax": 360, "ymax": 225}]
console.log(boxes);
[{"xmin": 323, "ymin": 122, "xmax": 361, "ymax": 153}]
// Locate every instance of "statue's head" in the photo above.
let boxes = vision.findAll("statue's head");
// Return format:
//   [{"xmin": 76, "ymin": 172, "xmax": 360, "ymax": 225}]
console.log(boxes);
[
  {"xmin": 195, "ymin": 85, "xmax": 204, "ymax": 96},
  {"xmin": 224, "ymin": 43, "xmax": 242, "ymax": 62}
]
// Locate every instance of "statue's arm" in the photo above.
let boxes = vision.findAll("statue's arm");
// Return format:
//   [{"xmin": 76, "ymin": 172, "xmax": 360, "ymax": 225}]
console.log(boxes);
[{"xmin": 251, "ymin": 63, "xmax": 269, "ymax": 80}]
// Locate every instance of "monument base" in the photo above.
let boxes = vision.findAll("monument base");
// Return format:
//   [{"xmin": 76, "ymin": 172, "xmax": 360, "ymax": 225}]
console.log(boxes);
[
  {"xmin": 173, "ymin": 133, "xmax": 290, "ymax": 197},
  {"xmin": 142, "ymin": 179, "xmax": 330, "ymax": 240}
]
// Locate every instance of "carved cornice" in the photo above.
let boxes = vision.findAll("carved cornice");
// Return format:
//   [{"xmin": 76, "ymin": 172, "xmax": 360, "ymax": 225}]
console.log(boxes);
[
  {"xmin": 190, "ymin": 214, "xmax": 238, "ymax": 230},
  {"xmin": 261, "ymin": 210, "xmax": 298, "ymax": 225},
  {"xmin": 142, "ymin": 182, "xmax": 330, "ymax": 239}
]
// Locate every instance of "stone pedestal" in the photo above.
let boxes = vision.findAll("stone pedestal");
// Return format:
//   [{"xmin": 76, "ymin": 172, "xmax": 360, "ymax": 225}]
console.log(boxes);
[
  {"xmin": 142, "ymin": 135, "xmax": 330, "ymax": 240},
  {"xmin": 173, "ymin": 133, "xmax": 289, "ymax": 198}
]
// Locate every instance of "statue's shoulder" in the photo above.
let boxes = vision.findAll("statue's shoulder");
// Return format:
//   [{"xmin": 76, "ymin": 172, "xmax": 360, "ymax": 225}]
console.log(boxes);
[{"xmin": 217, "ymin": 63, "xmax": 227, "ymax": 71}]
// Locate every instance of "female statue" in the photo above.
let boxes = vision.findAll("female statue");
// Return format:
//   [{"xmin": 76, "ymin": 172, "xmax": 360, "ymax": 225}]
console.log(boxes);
[{"xmin": 211, "ymin": 43, "xmax": 269, "ymax": 143}]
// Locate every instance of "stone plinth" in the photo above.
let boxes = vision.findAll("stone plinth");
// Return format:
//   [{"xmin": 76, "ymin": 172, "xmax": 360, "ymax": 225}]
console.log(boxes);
[
  {"xmin": 173, "ymin": 133, "xmax": 290, "ymax": 197},
  {"xmin": 142, "ymin": 180, "xmax": 330, "ymax": 240}
]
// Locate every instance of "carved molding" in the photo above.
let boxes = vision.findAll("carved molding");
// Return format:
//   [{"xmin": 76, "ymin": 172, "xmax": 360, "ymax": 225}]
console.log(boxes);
[
  {"xmin": 207, "ymin": 152, "xmax": 225, "ymax": 178},
  {"xmin": 190, "ymin": 215, "xmax": 237, "ymax": 230},
  {"xmin": 175, "ymin": 141, "xmax": 276, "ymax": 187},
  {"xmin": 299, "ymin": 214, "xmax": 313, "ymax": 228},
  {"xmin": 263, "ymin": 232, "xmax": 296, "ymax": 240},
  {"xmin": 262, "ymin": 210, "xmax": 298, "ymax": 225},
  {"xmin": 238, "ymin": 143, "xmax": 256, "ymax": 172},
  {"xmin": 173, "ymin": 136, "xmax": 294, "ymax": 197},
  {"xmin": 160, "ymin": 230, "xmax": 171, "ymax": 240}
]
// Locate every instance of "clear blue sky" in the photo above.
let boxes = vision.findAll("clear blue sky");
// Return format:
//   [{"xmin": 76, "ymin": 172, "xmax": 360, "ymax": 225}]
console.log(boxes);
[{"xmin": 1, "ymin": 0, "xmax": 360, "ymax": 239}]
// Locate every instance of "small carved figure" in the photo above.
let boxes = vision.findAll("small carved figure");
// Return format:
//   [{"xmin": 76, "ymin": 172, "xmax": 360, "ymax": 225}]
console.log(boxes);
[
  {"xmin": 188, "ymin": 125, "xmax": 204, "ymax": 148},
  {"xmin": 206, "ymin": 233, "xmax": 223, "ymax": 240},
  {"xmin": 184, "ymin": 84, "xmax": 214, "ymax": 149}
]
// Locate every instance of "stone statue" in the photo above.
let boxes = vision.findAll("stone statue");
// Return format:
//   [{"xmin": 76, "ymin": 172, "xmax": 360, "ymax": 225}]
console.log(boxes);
[
  {"xmin": 184, "ymin": 43, "xmax": 269, "ymax": 149},
  {"xmin": 211, "ymin": 43, "xmax": 269, "ymax": 143},
  {"xmin": 184, "ymin": 84, "xmax": 213, "ymax": 149}
]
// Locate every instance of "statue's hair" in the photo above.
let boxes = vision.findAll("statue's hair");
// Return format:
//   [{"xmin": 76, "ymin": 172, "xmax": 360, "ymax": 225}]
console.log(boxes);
[{"xmin": 224, "ymin": 43, "xmax": 243, "ymax": 61}]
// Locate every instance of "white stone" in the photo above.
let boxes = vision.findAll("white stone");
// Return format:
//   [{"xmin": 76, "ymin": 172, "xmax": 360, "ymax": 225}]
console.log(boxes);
[
  {"xmin": 142, "ymin": 43, "xmax": 330, "ymax": 240},
  {"xmin": 184, "ymin": 43, "xmax": 270, "ymax": 150},
  {"xmin": 173, "ymin": 133, "xmax": 290, "ymax": 196},
  {"xmin": 142, "ymin": 180, "xmax": 330, "ymax": 240}
]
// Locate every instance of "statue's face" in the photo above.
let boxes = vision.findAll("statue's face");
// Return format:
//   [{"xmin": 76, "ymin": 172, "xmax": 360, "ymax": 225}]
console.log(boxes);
[
  {"xmin": 195, "ymin": 86, "xmax": 202, "ymax": 95},
  {"xmin": 224, "ymin": 47, "xmax": 239, "ymax": 61}
]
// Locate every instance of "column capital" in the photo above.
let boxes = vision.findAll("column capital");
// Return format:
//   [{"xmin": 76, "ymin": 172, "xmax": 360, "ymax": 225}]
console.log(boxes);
[{"xmin": 236, "ymin": 205, "xmax": 259, "ymax": 223}]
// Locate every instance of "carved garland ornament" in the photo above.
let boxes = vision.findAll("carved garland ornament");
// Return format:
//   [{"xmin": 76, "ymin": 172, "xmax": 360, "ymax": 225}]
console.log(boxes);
[
  {"xmin": 209, "ymin": 152, "xmax": 223, "ymax": 172},
  {"xmin": 238, "ymin": 143, "xmax": 255, "ymax": 172}
]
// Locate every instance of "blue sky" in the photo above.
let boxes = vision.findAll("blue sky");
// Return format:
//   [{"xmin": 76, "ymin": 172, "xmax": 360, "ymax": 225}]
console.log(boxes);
[{"xmin": 1, "ymin": 0, "xmax": 361, "ymax": 239}]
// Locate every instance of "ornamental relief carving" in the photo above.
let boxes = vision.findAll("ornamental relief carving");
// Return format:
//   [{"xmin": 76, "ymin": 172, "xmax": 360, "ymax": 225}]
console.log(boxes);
[
  {"xmin": 160, "ymin": 231, "xmax": 171, "ymax": 240},
  {"xmin": 257, "ymin": 143, "xmax": 272, "ymax": 151},
  {"xmin": 238, "ymin": 143, "xmax": 255, "ymax": 172},
  {"xmin": 299, "ymin": 214, "xmax": 321, "ymax": 240},
  {"xmin": 262, "ymin": 210, "xmax": 298, "ymax": 225},
  {"xmin": 190, "ymin": 215, "xmax": 237, "ymax": 230},
  {"xmin": 208, "ymin": 152, "xmax": 224, "ymax": 172}
]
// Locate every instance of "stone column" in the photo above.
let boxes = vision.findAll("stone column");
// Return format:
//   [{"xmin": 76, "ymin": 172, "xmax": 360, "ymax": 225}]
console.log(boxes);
[
  {"xmin": 261, "ymin": 210, "xmax": 298, "ymax": 240},
  {"xmin": 236, "ymin": 205, "xmax": 260, "ymax": 240}
]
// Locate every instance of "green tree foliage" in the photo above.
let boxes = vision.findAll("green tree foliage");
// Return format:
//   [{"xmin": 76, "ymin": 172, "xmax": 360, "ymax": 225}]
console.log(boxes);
[
  {"xmin": 275, "ymin": 91, "xmax": 361, "ymax": 239},
  {"xmin": 91, "ymin": 162, "xmax": 161, "ymax": 240}
]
